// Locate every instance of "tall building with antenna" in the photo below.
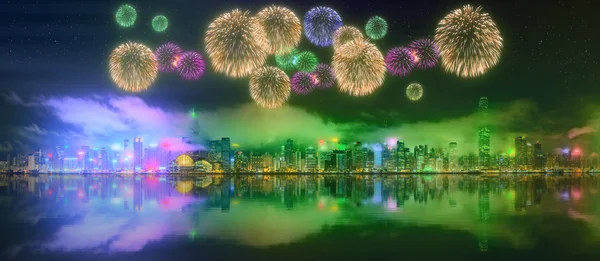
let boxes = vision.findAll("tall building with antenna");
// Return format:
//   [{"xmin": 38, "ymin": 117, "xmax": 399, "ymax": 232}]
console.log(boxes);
[{"xmin": 478, "ymin": 97, "xmax": 491, "ymax": 168}]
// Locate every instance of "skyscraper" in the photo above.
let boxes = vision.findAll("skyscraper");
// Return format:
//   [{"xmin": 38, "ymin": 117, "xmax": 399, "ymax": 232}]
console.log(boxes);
[
  {"xmin": 305, "ymin": 147, "xmax": 317, "ymax": 172},
  {"xmin": 133, "ymin": 137, "xmax": 143, "ymax": 171},
  {"xmin": 81, "ymin": 146, "xmax": 91, "ymax": 171},
  {"xmin": 208, "ymin": 140, "xmax": 222, "ymax": 166},
  {"xmin": 396, "ymin": 140, "xmax": 406, "ymax": 171},
  {"xmin": 534, "ymin": 142, "xmax": 545, "ymax": 170},
  {"xmin": 100, "ymin": 147, "xmax": 109, "ymax": 171},
  {"xmin": 123, "ymin": 139, "xmax": 129, "ymax": 170},
  {"xmin": 221, "ymin": 137, "xmax": 231, "ymax": 172},
  {"xmin": 373, "ymin": 143, "xmax": 383, "ymax": 169},
  {"xmin": 284, "ymin": 139, "xmax": 294, "ymax": 167},
  {"xmin": 478, "ymin": 97, "xmax": 491, "ymax": 168},
  {"xmin": 449, "ymin": 142, "xmax": 458, "ymax": 171},
  {"xmin": 353, "ymin": 142, "xmax": 364, "ymax": 172},
  {"xmin": 515, "ymin": 136, "xmax": 528, "ymax": 169}
]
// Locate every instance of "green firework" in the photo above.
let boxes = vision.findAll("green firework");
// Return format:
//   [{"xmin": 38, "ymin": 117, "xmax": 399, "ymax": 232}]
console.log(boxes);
[
  {"xmin": 295, "ymin": 51, "xmax": 318, "ymax": 72},
  {"xmin": 365, "ymin": 16, "xmax": 387, "ymax": 40},
  {"xmin": 152, "ymin": 15, "xmax": 168, "ymax": 32},
  {"xmin": 115, "ymin": 5, "xmax": 137, "ymax": 27},
  {"xmin": 275, "ymin": 48, "xmax": 299, "ymax": 71}
]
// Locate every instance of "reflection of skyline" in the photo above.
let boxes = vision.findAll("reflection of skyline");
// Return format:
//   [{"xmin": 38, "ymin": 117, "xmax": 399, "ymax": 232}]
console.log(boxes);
[{"xmin": 1, "ymin": 174, "xmax": 599, "ymax": 254}]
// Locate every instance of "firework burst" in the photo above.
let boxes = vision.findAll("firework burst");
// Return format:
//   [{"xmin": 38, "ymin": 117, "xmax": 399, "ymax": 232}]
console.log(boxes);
[
  {"xmin": 333, "ymin": 40, "xmax": 386, "ymax": 96},
  {"xmin": 250, "ymin": 66, "xmax": 291, "ymax": 109},
  {"xmin": 408, "ymin": 38, "xmax": 440, "ymax": 69},
  {"xmin": 109, "ymin": 42, "xmax": 158, "ymax": 92},
  {"xmin": 365, "ymin": 16, "xmax": 387, "ymax": 40},
  {"xmin": 406, "ymin": 83, "xmax": 423, "ymax": 101},
  {"xmin": 385, "ymin": 47, "xmax": 416, "ymax": 77},
  {"xmin": 155, "ymin": 42, "xmax": 183, "ymax": 73},
  {"xmin": 177, "ymin": 51, "xmax": 206, "ymax": 80},
  {"xmin": 256, "ymin": 5, "xmax": 302, "ymax": 54},
  {"xmin": 295, "ymin": 51, "xmax": 318, "ymax": 72},
  {"xmin": 152, "ymin": 15, "xmax": 168, "ymax": 32},
  {"xmin": 311, "ymin": 63, "xmax": 335, "ymax": 89},
  {"xmin": 115, "ymin": 5, "xmax": 137, "ymax": 27},
  {"xmin": 275, "ymin": 48, "xmax": 300, "ymax": 71},
  {"xmin": 291, "ymin": 72, "xmax": 316, "ymax": 95},
  {"xmin": 435, "ymin": 5, "xmax": 503, "ymax": 77},
  {"xmin": 205, "ymin": 9, "xmax": 268, "ymax": 78},
  {"xmin": 303, "ymin": 7, "xmax": 343, "ymax": 47},
  {"xmin": 333, "ymin": 26, "xmax": 363, "ymax": 50}
]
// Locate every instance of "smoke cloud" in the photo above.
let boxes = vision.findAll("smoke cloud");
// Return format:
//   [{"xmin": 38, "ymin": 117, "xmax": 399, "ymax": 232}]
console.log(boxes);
[{"xmin": 3, "ymin": 92, "xmax": 571, "ymax": 154}]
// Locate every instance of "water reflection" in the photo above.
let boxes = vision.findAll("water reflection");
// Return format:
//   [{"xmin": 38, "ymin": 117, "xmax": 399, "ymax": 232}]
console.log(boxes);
[{"xmin": 1, "ymin": 174, "xmax": 599, "ymax": 255}]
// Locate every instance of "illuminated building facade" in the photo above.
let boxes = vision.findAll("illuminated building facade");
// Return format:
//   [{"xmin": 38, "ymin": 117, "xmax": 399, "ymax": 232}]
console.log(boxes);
[
  {"xmin": 478, "ymin": 97, "xmax": 491, "ymax": 168},
  {"xmin": 133, "ymin": 137, "xmax": 143, "ymax": 171},
  {"xmin": 396, "ymin": 140, "xmax": 406, "ymax": 171},
  {"xmin": 515, "ymin": 136, "xmax": 528, "ymax": 169},
  {"xmin": 534, "ymin": 142, "xmax": 545, "ymax": 169},
  {"xmin": 284, "ymin": 139, "xmax": 294, "ymax": 167},
  {"xmin": 305, "ymin": 147, "xmax": 317, "ymax": 172},
  {"xmin": 221, "ymin": 137, "xmax": 231, "ymax": 172},
  {"xmin": 449, "ymin": 142, "xmax": 458, "ymax": 171}
]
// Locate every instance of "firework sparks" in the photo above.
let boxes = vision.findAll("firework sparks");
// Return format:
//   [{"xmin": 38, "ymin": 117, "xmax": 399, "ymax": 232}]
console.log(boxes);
[
  {"xmin": 303, "ymin": 7, "xmax": 343, "ymax": 47},
  {"xmin": 312, "ymin": 63, "xmax": 335, "ymax": 89},
  {"xmin": 205, "ymin": 9, "xmax": 268, "ymax": 78},
  {"xmin": 408, "ymin": 38, "xmax": 440, "ymax": 69},
  {"xmin": 333, "ymin": 26, "xmax": 363, "ymax": 50},
  {"xmin": 291, "ymin": 72, "xmax": 316, "ymax": 95},
  {"xmin": 295, "ymin": 51, "xmax": 318, "ymax": 72},
  {"xmin": 365, "ymin": 16, "xmax": 387, "ymax": 40},
  {"xmin": 406, "ymin": 83, "xmax": 423, "ymax": 101},
  {"xmin": 177, "ymin": 51, "xmax": 206, "ymax": 80},
  {"xmin": 385, "ymin": 47, "xmax": 416, "ymax": 77},
  {"xmin": 333, "ymin": 40, "xmax": 386, "ymax": 96},
  {"xmin": 155, "ymin": 42, "xmax": 183, "ymax": 73},
  {"xmin": 249, "ymin": 66, "xmax": 291, "ymax": 108},
  {"xmin": 115, "ymin": 5, "xmax": 137, "ymax": 27},
  {"xmin": 256, "ymin": 5, "xmax": 302, "ymax": 54},
  {"xmin": 109, "ymin": 42, "xmax": 158, "ymax": 92},
  {"xmin": 152, "ymin": 15, "xmax": 168, "ymax": 32},
  {"xmin": 435, "ymin": 5, "xmax": 503, "ymax": 77}
]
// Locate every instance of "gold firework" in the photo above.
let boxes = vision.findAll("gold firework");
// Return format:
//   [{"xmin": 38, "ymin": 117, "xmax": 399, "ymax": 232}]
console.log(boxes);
[
  {"xmin": 333, "ymin": 40, "xmax": 386, "ymax": 96},
  {"xmin": 256, "ymin": 5, "xmax": 302, "ymax": 55},
  {"xmin": 249, "ymin": 66, "xmax": 291, "ymax": 109},
  {"xmin": 109, "ymin": 42, "xmax": 157, "ymax": 92},
  {"xmin": 205, "ymin": 9, "xmax": 268, "ymax": 78},
  {"xmin": 332, "ymin": 26, "xmax": 363, "ymax": 50},
  {"xmin": 435, "ymin": 5, "xmax": 503, "ymax": 78}
]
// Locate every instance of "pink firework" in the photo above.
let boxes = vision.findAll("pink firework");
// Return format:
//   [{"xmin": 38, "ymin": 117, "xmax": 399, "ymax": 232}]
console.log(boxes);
[
  {"xmin": 155, "ymin": 42, "xmax": 183, "ymax": 73},
  {"xmin": 291, "ymin": 72, "xmax": 316, "ymax": 95},
  {"xmin": 385, "ymin": 47, "xmax": 416, "ymax": 77},
  {"xmin": 311, "ymin": 63, "xmax": 335, "ymax": 89},
  {"xmin": 408, "ymin": 38, "xmax": 440, "ymax": 69},
  {"xmin": 177, "ymin": 51, "xmax": 206, "ymax": 80}
]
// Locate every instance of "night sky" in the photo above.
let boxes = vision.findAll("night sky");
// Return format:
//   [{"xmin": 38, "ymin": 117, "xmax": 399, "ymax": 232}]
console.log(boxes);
[{"xmin": 0, "ymin": 0, "xmax": 598, "ymax": 156}]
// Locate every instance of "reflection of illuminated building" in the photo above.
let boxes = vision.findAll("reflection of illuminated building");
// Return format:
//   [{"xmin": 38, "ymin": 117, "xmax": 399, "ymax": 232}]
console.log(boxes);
[
  {"xmin": 221, "ymin": 178, "xmax": 231, "ymax": 212},
  {"xmin": 176, "ymin": 181, "xmax": 194, "ymax": 194}
]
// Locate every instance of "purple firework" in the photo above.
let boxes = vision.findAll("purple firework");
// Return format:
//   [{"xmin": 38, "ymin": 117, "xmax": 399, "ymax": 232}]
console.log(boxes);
[
  {"xmin": 303, "ymin": 7, "xmax": 343, "ymax": 47},
  {"xmin": 155, "ymin": 42, "xmax": 183, "ymax": 73},
  {"xmin": 408, "ymin": 38, "xmax": 440, "ymax": 69},
  {"xmin": 312, "ymin": 63, "xmax": 335, "ymax": 89},
  {"xmin": 177, "ymin": 51, "xmax": 206, "ymax": 80},
  {"xmin": 291, "ymin": 72, "xmax": 316, "ymax": 95},
  {"xmin": 385, "ymin": 47, "xmax": 416, "ymax": 77}
]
